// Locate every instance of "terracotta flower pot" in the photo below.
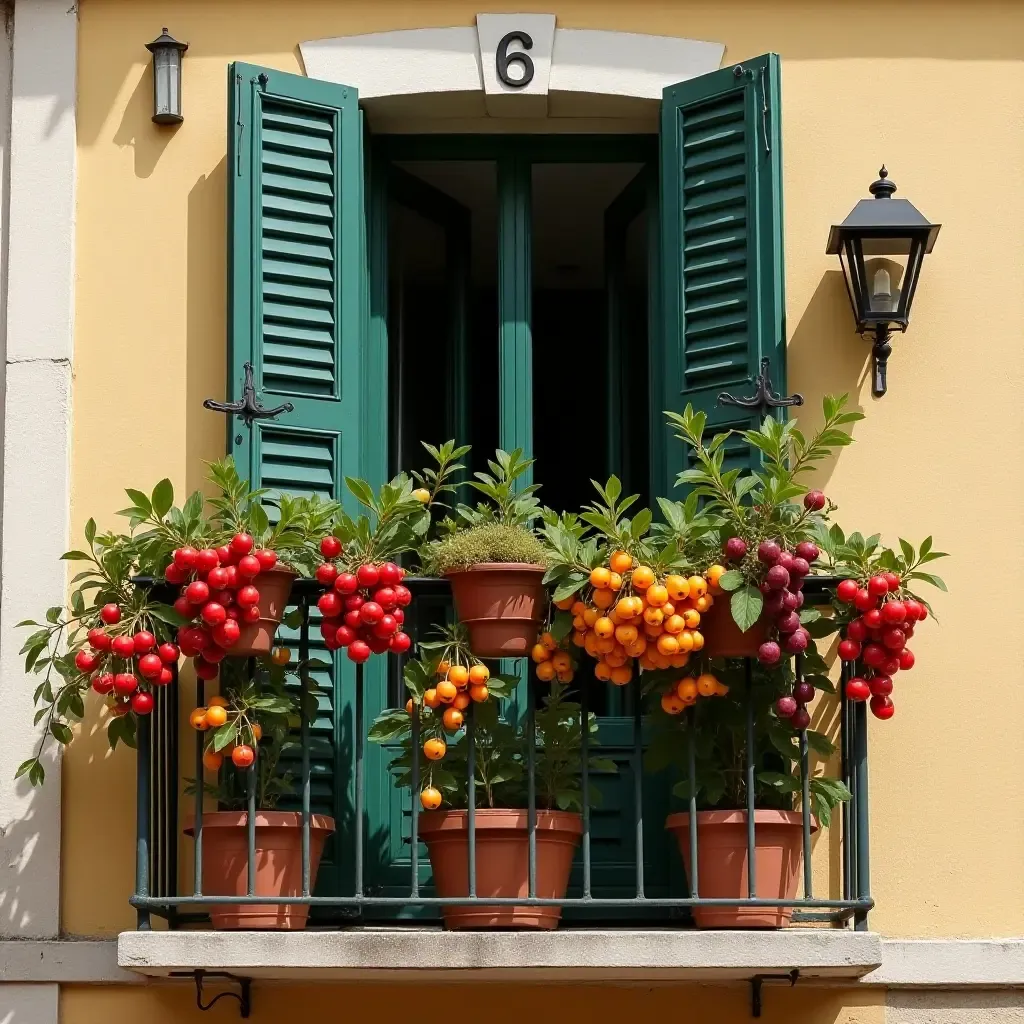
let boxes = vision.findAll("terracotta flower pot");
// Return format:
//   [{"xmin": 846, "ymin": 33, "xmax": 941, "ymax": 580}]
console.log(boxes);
[
  {"xmin": 185, "ymin": 810, "xmax": 334, "ymax": 929},
  {"xmin": 234, "ymin": 566, "xmax": 298, "ymax": 656},
  {"xmin": 700, "ymin": 602, "xmax": 769, "ymax": 658},
  {"xmin": 445, "ymin": 563, "xmax": 546, "ymax": 658},
  {"xmin": 419, "ymin": 808, "xmax": 582, "ymax": 929},
  {"xmin": 665, "ymin": 809, "xmax": 816, "ymax": 928}
]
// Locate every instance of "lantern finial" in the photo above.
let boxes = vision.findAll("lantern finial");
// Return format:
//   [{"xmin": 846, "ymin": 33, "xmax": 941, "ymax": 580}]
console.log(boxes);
[{"xmin": 869, "ymin": 167, "xmax": 897, "ymax": 199}]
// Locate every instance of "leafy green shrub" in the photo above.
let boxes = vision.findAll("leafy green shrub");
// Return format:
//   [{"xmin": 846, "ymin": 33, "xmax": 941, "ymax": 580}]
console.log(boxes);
[{"xmin": 423, "ymin": 521, "xmax": 547, "ymax": 575}]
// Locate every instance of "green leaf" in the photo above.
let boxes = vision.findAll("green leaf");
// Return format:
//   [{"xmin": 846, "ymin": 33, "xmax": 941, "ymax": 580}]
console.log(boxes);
[
  {"xmin": 730, "ymin": 585, "xmax": 763, "ymax": 632},
  {"xmin": 125, "ymin": 489, "xmax": 152, "ymax": 515},
  {"xmin": 49, "ymin": 721, "xmax": 73, "ymax": 745},
  {"xmin": 84, "ymin": 518, "xmax": 97, "ymax": 545},
  {"xmin": 718, "ymin": 569, "xmax": 745, "ymax": 593},
  {"xmin": 151, "ymin": 478, "xmax": 174, "ymax": 518},
  {"xmin": 757, "ymin": 770, "xmax": 799, "ymax": 793},
  {"xmin": 805, "ymin": 730, "xmax": 835, "ymax": 756},
  {"xmin": 907, "ymin": 571, "xmax": 947, "ymax": 593},
  {"xmin": 212, "ymin": 722, "xmax": 239, "ymax": 752},
  {"xmin": 60, "ymin": 550, "xmax": 92, "ymax": 561}
]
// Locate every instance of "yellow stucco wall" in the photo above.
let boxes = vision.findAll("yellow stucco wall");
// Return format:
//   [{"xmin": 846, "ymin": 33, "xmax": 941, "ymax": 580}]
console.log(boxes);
[
  {"xmin": 67, "ymin": 0, "xmax": 1024, "ymax": 941},
  {"xmin": 61, "ymin": 982, "xmax": 886, "ymax": 1024}
]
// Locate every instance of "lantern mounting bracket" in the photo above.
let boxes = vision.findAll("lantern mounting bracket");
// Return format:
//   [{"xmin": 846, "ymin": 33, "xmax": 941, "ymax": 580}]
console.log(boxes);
[
  {"xmin": 717, "ymin": 357, "xmax": 804, "ymax": 417},
  {"xmin": 866, "ymin": 325, "xmax": 892, "ymax": 398},
  {"xmin": 749, "ymin": 970, "xmax": 799, "ymax": 1018},
  {"xmin": 204, "ymin": 362, "xmax": 294, "ymax": 428}
]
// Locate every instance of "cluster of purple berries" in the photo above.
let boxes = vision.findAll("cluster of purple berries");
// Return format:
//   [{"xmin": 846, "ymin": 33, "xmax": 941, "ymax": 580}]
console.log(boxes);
[{"xmin": 721, "ymin": 489, "xmax": 829, "ymax": 731}]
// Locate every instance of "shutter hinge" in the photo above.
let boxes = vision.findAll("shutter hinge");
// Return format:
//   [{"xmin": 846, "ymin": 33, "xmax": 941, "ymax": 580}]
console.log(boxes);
[
  {"xmin": 234, "ymin": 73, "xmax": 244, "ymax": 176},
  {"xmin": 759, "ymin": 65, "xmax": 770, "ymax": 156},
  {"xmin": 732, "ymin": 63, "xmax": 770, "ymax": 156}
]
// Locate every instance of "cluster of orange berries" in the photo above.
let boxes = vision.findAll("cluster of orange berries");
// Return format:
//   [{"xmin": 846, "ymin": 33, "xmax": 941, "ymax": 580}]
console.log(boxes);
[
  {"xmin": 406, "ymin": 659, "xmax": 491, "ymax": 743},
  {"xmin": 189, "ymin": 695, "xmax": 263, "ymax": 770},
  {"xmin": 554, "ymin": 551, "xmax": 727, "ymax": 687},
  {"xmin": 530, "ymin": 631, "xmax": 576, "ymax": 682},
  {"xmin": 659, "ymin": 672, "xmax": 728, "ymax": 715}
]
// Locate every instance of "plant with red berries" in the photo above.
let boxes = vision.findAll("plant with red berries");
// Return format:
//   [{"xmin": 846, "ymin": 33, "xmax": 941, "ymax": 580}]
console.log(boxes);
[
  {"xmin": 15, "ymin": 511, "xmax": 186, "ymax": 786},
  {"xmin": 817, "ymin": 528, "xmax": 947, "ymax": 720},
  {"xmin": 665, "ymin": 395, "xmax": 863, "ymax": 643},
  {"xmin": 312, "ymin": 463, "xmax": 441, "ymax": 662}
]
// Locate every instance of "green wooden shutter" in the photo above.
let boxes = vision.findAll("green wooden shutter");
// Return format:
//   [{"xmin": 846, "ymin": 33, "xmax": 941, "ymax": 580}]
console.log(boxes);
[
  {"xmin": 227, "ymin": 62, "xmax": 371, "ymax": 900},
  {"xmin": 656, "ymin": 53, "xmax": 786, "ymax": 493}
]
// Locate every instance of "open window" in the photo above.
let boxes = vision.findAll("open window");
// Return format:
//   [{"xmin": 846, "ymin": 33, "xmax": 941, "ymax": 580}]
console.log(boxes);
[{"xmin": 225, "ymin": 54, "xmax": 786, "ymax": 918}]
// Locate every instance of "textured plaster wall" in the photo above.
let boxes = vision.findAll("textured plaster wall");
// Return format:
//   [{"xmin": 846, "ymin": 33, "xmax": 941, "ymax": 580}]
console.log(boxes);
[
  {"xmin": 60, "ymin": 982, "xmax": 886, "ymax": 1024},
  {"xmin": 67, "ymin": 0, "xmax": 1024, "ymax": 940},
  {"xmin": 887, "ymin": 990, "xmax": 1024, "ymax": 1024}
]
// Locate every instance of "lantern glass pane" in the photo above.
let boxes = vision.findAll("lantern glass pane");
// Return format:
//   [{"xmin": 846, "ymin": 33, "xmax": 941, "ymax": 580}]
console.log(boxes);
[{"xmin": 153, "ymin": 49, "xmax": 180, "ymax": 118}]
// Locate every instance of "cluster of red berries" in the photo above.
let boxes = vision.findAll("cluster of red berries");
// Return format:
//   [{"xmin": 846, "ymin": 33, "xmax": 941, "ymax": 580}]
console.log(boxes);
[
  {"xmin": 314, "ymin": 537, "xmax": 412, "ymax": 663},
  {"xmin": 166, "ymin": 533, "xmax": 279, "ymax": 683},
  {"xmin": 836, "ymin": 573, "xmax": 924, "ymax": 720},
  {"xmin": 80, "ymin": 602, "xmax": 179, "ymax": 717}
]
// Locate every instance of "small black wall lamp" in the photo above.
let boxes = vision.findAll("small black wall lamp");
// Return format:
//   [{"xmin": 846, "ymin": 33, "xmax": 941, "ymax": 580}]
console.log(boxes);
[
  {"xmin": 826, "ymin": 168, "xmax": 940, "ymax": 397},
  {"xmin": 146, "ymin": 28, "xmax": 188, "ymax": 125}
]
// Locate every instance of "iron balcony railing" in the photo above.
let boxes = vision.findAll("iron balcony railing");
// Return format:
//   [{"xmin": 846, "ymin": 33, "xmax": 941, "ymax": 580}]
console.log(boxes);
[{"xmin": 131, "ymin": 576, "xmax": 872, "ymax": 930}]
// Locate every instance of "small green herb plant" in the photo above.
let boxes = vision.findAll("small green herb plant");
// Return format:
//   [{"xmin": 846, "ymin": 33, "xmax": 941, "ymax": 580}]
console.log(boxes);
[{"xmin": 420, "ymin": 448, "xmax": 547, "ymax": 575}]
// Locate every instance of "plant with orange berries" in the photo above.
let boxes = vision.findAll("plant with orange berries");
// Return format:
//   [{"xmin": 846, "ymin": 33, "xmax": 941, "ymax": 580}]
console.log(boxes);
[
  {"xmin": 541, "ymin": 477, "xmax": 727, "ymax": 690},
  {"xmin": 184, "ymin": 654, "xmax": 317, "ymax": 808},
  {"xmin": 370, "ymin": 648, "xmax": 614, "ymax": 812}
]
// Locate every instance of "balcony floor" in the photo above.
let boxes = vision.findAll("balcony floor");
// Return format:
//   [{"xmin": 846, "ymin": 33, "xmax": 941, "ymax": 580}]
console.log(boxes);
[{"xmin": 118, "ymin": 928, "xmax": 882, "ymax": 982}]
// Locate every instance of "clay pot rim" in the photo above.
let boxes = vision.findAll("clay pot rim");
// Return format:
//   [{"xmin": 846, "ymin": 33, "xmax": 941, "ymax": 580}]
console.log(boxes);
[
  {"xmin": 444, "ymin": 562, "xmax": 547, "ymax": 576},
  {"xmin": 257, "ymin": 565, "xmax": 300, "ymax": 580},
  {"xmin": 418, "ymin": 808, "xmax": 583, "ymax": 835},
  {"xmin": 184, "ymin": 810, "xmax": 335, "ymax": 836},
  {"xmin": 666, "ymin": 809, "xmax": 818, "ymax": 833}
]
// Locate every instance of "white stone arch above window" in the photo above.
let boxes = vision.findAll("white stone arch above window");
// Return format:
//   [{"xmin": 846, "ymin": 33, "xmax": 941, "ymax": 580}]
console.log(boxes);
[{"xmin": 299, "ymin": 16, "xmax": 725, "ymax": 132}]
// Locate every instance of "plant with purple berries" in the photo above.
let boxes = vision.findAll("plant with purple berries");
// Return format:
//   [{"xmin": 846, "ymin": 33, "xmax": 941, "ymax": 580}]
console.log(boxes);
[{"xmin": 665, "ymin": 395, "xmax": 864, "ymax": 651}]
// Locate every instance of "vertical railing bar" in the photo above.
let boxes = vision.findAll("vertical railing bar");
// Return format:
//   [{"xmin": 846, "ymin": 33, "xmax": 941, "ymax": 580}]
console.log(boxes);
[
  {"xmin": 797, "ymin": 652, "xmax": 812, "ymax": 899},
  {"xmin": 246, "ymin": 730, "xmax": 257, "ymax": 898},
  {"xmin": 151, "ymin": 677, "xmax": 162, "ymax": 903},
  {"xmin": 841, "ymin": 661, "xmax": 852, "ymax": 902},
  {"xmin": 136, "ymin": 709, "xmax": 152, "ymax": 930},
  {"xmin": 854, "ymin": 698, "xmax": 871, "ymax": 930},
  {"xmin": 843, "ymin": 659, "xmax": 851, "ymax": 901},
  {"xmin": 410, "ymin": 694, "xmax": 420, "ymax": 898},
  {"xmin": 687, "ymin": 703, "xmax": 698, "ymax": 898},
  {"xmin": 466, "ymin": 697, "xmax": 476, "ymax": 898},
  {"xmin": 299, "ymin": 599, "xmax": 311, "ymax": 898},
  {"xmin": 633, "ymin": 677, "xmax": 644, "ymax": 898},
  {"xmin": 580, "ymin": 673, "xmax": 591, "ymax": 899},
  {"xmin": 527, "ymin": 688, "xmax": 537, "ymax": 899},
  {"xmin": 745, "ymin": 658, "xmax": 756, "ymax": 899},
  {"xmin": 354, "ymin": 661, "xmax": 364, "ymax": 897},
  {"xmin": 168, "ymin": 665, "xmax": 179, "ymax": 925},
  {"xmin": 193, "ymin": 678, "xmax": 205, "ymax": 897}
]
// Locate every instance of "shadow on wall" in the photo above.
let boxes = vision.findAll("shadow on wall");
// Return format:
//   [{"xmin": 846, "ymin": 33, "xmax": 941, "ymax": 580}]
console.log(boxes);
[
  {"xmin": 186, "ymin": 160, "xmax": 231, "ymax": 495},
  {"xmin": 786, "ymin": 269, "xmax": 868, "ymax": 490},
  {"xmin": 0, "ymin": 749, "xmax": 59, "ymax": 937},
  {"xmin": 112, "ymin": 63, "xmax": 178, "ymax": 178}
]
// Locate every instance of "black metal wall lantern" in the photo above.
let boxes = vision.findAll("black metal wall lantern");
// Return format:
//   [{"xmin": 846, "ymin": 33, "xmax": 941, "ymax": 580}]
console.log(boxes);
[
  {"xmin": 826, "ymin": 168, "xmax": 940, "ymax": 397},
  {"xmin": 146, "ymin": 28, "xmax": 188, "ymax": 125}
]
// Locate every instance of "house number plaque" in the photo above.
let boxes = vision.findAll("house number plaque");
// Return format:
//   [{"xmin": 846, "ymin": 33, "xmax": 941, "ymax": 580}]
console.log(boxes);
[{"xmin": 495, "ymin": 31, "xmax": 535, "ymax": 87}]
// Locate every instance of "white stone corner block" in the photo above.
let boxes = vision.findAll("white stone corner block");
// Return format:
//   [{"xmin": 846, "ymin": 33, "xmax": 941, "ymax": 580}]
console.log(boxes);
[
  {"xmin": 299, "ymin": 28, "xmax": 482, "ymax": 100},
  {"xmin": 550, "ymin": 29, "xmax": 726, "ymax": 99},
  {"xmin": 476, "ymin": 13, "xmax": 556, "ymax": 117}
]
